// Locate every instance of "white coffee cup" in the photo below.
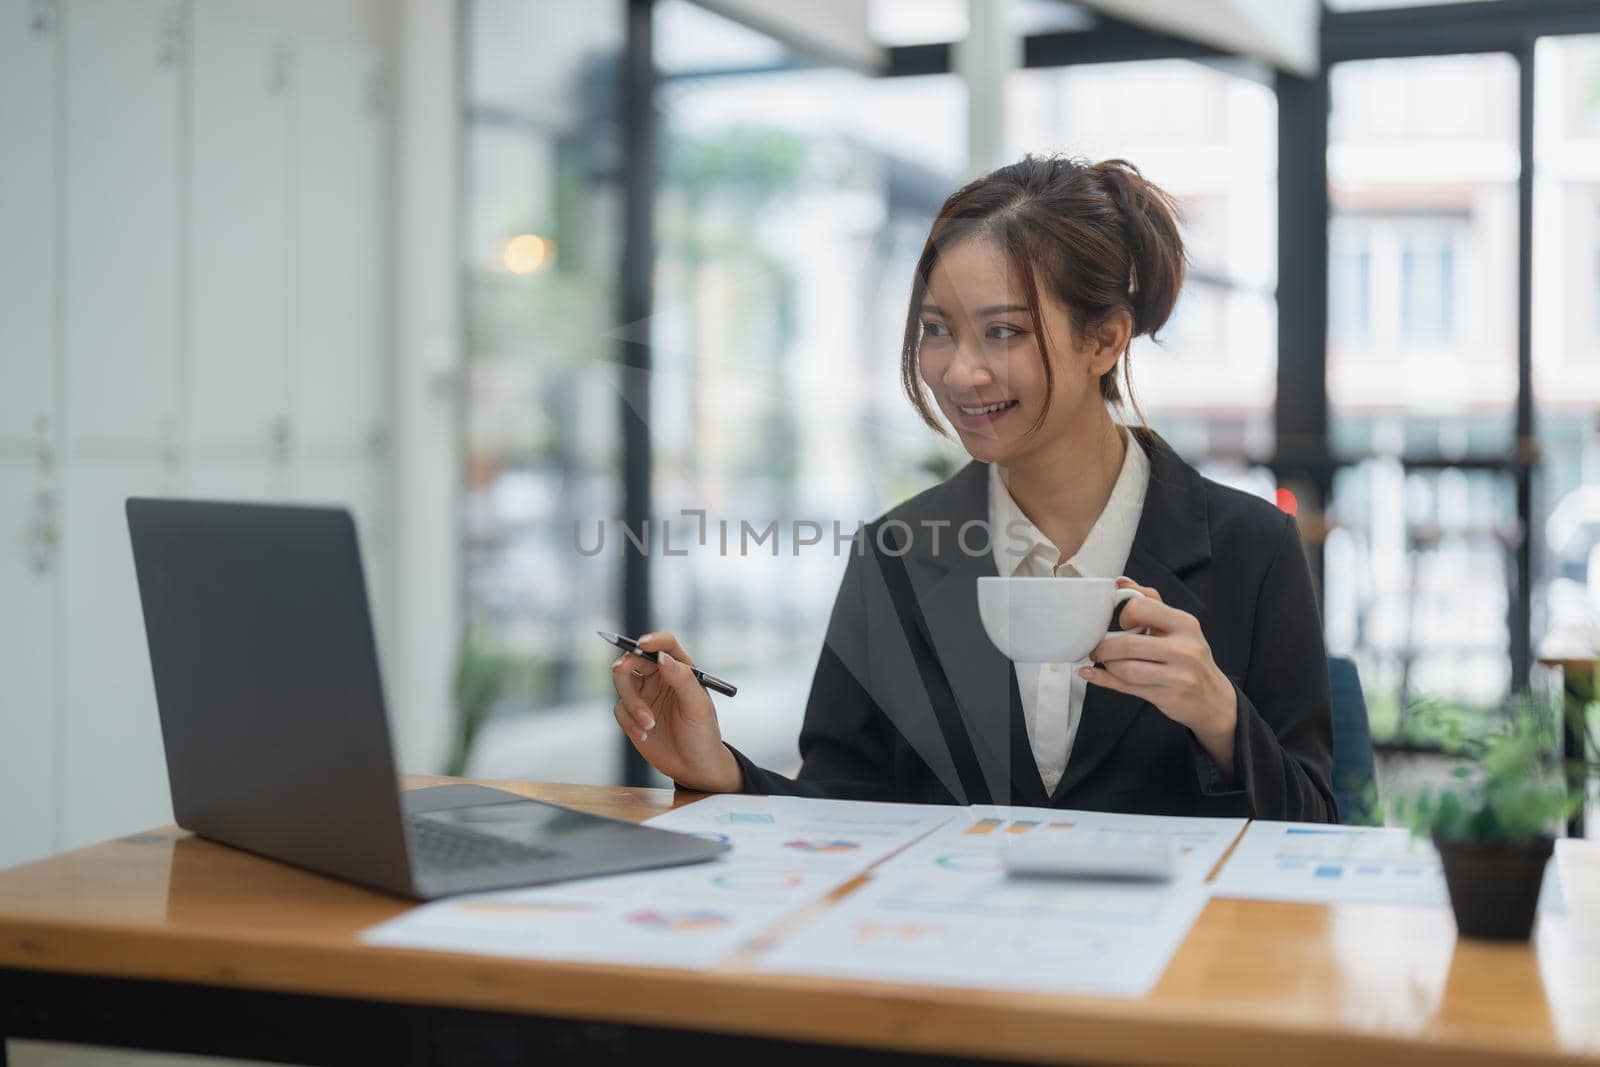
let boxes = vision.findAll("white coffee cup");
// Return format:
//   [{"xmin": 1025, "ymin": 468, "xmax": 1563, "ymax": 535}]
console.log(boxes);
[{"xmin": 976, "ymin": 576, "xmax": 1145, "ymax": 663}]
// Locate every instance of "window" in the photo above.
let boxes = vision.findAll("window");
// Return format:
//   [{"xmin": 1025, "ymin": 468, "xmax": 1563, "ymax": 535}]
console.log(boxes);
[
  {"xmin": 458, "ymin": 0, "xmax": 627, "ymax": 783},
  {"xmin": 1534, "ymin": 35, "xmax": 1600, "ymax": 654},
  {"xmin": 1007, "ymin": 59, "xmax": 1278, "ymax": 464},
  {"xmin": 1328, "ymin": 54, "xmax": 1518, "ymax": 458},
  {"xmin": 1330, "ymin": 234, "xmax": 1372, "ymax": 341},
  {"xmin": 1398, "ymin": 235, "xmax": 1455, "ymax": 341},
  {"xmin": 649, "ymin": 1, "xmax": 967, "ymax": 781},
  {"xmin": 1325, "ymin": 53, "xmax": 1520, "ymax": 740}
]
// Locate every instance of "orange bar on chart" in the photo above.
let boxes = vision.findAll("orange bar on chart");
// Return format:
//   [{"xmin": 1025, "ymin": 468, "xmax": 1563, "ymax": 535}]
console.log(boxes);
[
  {"xmin": 1005, "ymin": 821, "xmax": 1040, "ymax": 834},
  {"xmin": 965, "ymin": 819, "xmax": 1004, "ymax": 835}
]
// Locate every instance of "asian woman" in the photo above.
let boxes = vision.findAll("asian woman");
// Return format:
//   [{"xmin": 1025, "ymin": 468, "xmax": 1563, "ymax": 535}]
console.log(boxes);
[{"xmin": 609, "ymin": 155, "xmax": 1335, "ymax": 821}]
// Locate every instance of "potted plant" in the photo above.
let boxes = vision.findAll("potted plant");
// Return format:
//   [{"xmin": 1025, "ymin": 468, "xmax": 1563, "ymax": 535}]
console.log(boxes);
[
  {"xmin": 444, "ymin": 629, "xmax": 515, "ymax": 779},
  {"xmin": 1390, "ymin": 701, "xmax": 1588, "ymax": 940}
]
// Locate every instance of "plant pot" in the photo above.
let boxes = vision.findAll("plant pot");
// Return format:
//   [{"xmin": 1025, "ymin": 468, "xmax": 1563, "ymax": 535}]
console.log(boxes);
[{"xmin": 1433, "ymin": 833, "xmax": 1554, "ymax": 941}]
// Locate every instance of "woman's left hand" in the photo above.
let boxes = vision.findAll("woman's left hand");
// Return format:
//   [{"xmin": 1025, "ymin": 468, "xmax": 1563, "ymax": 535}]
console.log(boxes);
[{"xmin": 1079, "ymin": 577, "xmax": 1239, "ymax": 777}]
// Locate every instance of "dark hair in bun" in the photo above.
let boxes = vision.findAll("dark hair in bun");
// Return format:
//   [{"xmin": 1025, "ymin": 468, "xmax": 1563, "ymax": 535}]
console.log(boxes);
[{"xmin": 901, "ymin": 154, "xmax": 1186, "ymax": 438}]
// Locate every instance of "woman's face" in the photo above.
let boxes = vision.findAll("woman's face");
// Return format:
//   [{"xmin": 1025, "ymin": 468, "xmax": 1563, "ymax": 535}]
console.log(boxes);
[{"xmin": 916, "ymin": 236, "xmax": 1115, "ymax": 465}]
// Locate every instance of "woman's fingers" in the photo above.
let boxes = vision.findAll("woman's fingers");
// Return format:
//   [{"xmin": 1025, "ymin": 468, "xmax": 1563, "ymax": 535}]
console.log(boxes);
[
  {"xmin": 1077, "ymin": 664, "xmax": 1138, "ymax": 696},
  {"xmin": 1116, "ymin": 593, "xmax": 1190, "ymax": 635},
  {"xmin": 612, "ymin": 700, "xmax": 650, "ymax": 744},
  {"xmin": 655, "ymin": 650, "xmax": 700, "ymax": 697},
  {"xmin": 636, "ymin": 631, "xmax": 696, "ymax": 668},
  {"xmin": 1089, "ymin": 632, "xmax": 1169, "ymax": 665},
  {"xmin": 1099, "ymin": 657, "xmax": 1169, "ymax": 687},
  {"xmin": 655, "ymin": 651, "xmax": 719, "ymax": 722},
  {"xmin": 1115, "ymin": 576, "xmax": 1161, "ymax": 602},
  {"xmin": 610, "ymin": 657, "xmax": 658, "ymax": 729},
  {"xmin": 623, "ymin": 650, "xmax": 659, "ymax": 678},
  {"xmin": 1079, "ymin": 660, "xmax": 1169, "ymax": 693}
]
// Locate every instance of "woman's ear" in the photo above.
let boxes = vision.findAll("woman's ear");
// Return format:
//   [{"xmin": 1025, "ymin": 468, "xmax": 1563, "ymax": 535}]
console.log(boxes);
[{"xmin": 1087, "ymin": 308, "xmax": 1133, "ymax": 377}]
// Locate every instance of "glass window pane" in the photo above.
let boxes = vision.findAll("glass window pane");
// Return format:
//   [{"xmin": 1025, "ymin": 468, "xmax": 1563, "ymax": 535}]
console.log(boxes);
[
  {"xmin": 1327, "ymin": 53, "xmax": 1519, "ymax": 458},
  {"xmin": 1534, "ymin": 35, "xmax": 1600, "ymax": 655},
  {"xmin": 1325, "ymin": 53, "xmax": 1521, "ymax": 734},
  {"xmin": 652, "ymin": 2, "xmax": 967, "ymax": 780},
  {"xmin": 1325, "ymin": 461, "xmax": 1516, "ymax": 744},
  {"xmin": 460, "ymin": 0, "xmax": 626, "ymax": 783},
  {"xmin": 1007, "ymin": 60, "xmax": 1278, "ymax": 464}
]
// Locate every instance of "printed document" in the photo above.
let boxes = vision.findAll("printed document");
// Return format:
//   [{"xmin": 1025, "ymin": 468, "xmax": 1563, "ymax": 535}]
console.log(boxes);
[
  {"xmin": 873, "ymin": 804, "xmax": 1247, "ymax": 883},
  {"xmin": 360, "ymin": 794, "xmax": 953, "ymax": 969},
  {"xmin": 756, "ymin": 804, "xmax": 1243, "ymax": 997},
  {"xmin": 1209, "ymin": 821, "xmax": 1448, "ymax": 905},
  {"xmin": 757, "ymin": 864, "xmax": 1209, "ymax": 996}
]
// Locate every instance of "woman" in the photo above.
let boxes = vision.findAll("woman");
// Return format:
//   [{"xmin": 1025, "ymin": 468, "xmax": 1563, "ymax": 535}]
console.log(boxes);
[{"xmin": 611, "ymin": 155, "xmax": 1336, "ymax": 821}]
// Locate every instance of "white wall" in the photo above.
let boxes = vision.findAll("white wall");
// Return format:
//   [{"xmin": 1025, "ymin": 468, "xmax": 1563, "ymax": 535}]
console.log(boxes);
[
  {"xmin": 390, "ymin": 0, "xmax": 461, "ymax": 783},
  {"xmin": 0, "ymin": 0, "xmax": 61, "ymax": 868},
  {"xmin": 0, "ymin": 0, "xmax": 427, "ymax": 868}
]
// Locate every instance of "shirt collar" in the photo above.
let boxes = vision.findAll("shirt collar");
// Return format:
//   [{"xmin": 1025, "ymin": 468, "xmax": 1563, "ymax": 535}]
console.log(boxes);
[{"xmin": 988, "ymin": 430, "xmax": 1150, "ymax": 579}]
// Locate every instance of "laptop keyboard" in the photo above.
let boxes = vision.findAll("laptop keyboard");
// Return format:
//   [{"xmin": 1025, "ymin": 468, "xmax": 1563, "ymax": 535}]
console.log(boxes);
[{"xmin": 405, "ymin": 815, "xmax": 561, "ymax": 870}]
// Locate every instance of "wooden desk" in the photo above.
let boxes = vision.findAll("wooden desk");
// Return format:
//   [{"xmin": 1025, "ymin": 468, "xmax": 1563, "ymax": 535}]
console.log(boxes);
[{"xmin": 2, "ymin": 778, "xmax": 1598, "ymax": 1067}]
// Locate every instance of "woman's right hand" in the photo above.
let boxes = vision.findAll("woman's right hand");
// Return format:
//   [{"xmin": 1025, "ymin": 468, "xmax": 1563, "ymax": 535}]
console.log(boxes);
[{"xmin": 611, "ymin": 632, "xmax": 742, "ymax": 793}]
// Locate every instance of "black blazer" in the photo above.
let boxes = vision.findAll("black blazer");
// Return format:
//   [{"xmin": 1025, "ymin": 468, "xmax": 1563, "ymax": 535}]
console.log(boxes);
[{"xmin": 722, "ymin": 442, "xmax": 1337, "ymax": 822}]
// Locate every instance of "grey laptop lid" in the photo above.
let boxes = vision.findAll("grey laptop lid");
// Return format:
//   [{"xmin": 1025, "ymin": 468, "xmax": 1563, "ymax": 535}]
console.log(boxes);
[{"xmin": 127, "ymin": 498, "xmax": 416, "ymax": 894}]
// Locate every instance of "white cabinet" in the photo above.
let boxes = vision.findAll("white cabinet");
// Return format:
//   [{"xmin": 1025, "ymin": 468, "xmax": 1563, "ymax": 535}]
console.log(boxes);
[
  {"xmin": 60, "ymin": 457, "xmax": 174, "ymax": 849},
  {"xmin": 62, "ymin": 0, "xmax": 183, "ymax": 447},
  {"xmin": 57, "ymin": 0, "xmax": 185, "ymax": 851},
  {"xmin": 0, "ymin": 0, "xmax": 396, "ymax": 860},
  {"xmin": 188, "ymin": 0, "xmax": 291, "ymax": 452},
  {"xmin": 186, "ymin": 456, "xmax": 284, "ymax": 503},
  {"xmin": 0, "ymin": 460, "xmax": 59, "ymax": 866},
  {"xmin": 291, "ymin": 38, "xmax": 392, "ymax": 656},
  {"xmin": 294, "ymin": 39, "xmax": 388, "ymax": 454},
  {"xmin": 0, "ymin": 1, "xmax": 62, "ymax": 867},
  {"xmin": 0, "ymin": 0, "xmax": 58, "ymax": 446}
]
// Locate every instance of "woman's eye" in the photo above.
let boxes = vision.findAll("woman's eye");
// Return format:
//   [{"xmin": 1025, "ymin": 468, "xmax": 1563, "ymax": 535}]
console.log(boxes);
[
  {"xmin": 920, "ymin": 321, "xmax": 949, "ymax": 339},
  {"xmin": 987, "ymin": 324, "xmax": 1022, "ymax": 341}
]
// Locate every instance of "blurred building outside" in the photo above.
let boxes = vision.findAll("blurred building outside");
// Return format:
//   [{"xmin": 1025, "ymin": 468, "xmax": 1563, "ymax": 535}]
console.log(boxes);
[{"xmin": 459, "ymin": 2, "xmax": 1600, "ymax": 785}]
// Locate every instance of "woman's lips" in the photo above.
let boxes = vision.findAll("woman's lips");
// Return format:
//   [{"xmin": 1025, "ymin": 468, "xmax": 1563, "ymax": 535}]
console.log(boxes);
[{"xmin": 953, "ymin": 398, "xmax": 1019, "ymax": 430}]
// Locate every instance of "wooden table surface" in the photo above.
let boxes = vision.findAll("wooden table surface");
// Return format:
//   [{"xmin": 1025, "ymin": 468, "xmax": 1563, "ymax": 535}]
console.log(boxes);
[{"xmin": 1, "ymin": 776, "xmax": 1598, "ymax": 1067}]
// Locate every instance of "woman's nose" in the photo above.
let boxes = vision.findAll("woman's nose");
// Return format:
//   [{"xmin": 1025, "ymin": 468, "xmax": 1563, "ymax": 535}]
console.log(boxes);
[{"xmin": 942, "ymin": 343, "xmax": 994, "ymax": 390}]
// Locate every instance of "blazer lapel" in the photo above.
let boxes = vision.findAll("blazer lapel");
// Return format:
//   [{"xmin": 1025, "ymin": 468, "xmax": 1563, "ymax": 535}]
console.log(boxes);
[
  {"xmin": 898, "ymin": 461, "xmax": 1023, "ymax": 805},
  {"xmin": 1054, "ymin": 442, "xmax": 1213, "ymax": 799},
  {"xmin": 1008, "ymin": 663, "xmax": 1051, "ymax": 806}
]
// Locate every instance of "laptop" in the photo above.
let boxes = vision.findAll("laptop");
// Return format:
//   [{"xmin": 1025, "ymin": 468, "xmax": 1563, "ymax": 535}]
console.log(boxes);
[{"xmin": 125, "ymin": 497, "xmax": 727, "ymax": 900}]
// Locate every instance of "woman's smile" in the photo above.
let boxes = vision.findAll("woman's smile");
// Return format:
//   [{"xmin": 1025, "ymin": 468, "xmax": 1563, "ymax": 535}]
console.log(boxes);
[{"xmin": 952, "ymin": 397, "xmax": 1020, "ymax": 430}]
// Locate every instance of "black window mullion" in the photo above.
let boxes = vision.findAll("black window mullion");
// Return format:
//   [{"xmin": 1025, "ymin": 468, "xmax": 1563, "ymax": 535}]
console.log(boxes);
[
  {"xmin": 1511, "ymin": 36, "xmax": 1535, "ymax": 695},
  {"xmin": 1273, "ymin": 66, "xmax": 1334, "ymax": 605},
  {"xmin": 619, "ymin": 0, "xmax": 656, "ymax": 788}
]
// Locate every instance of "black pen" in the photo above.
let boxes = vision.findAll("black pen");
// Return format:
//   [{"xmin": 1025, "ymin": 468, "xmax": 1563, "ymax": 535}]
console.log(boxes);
[{"xmin": 597, "ymin": 630, "xmax": 738, "ymax": 698}]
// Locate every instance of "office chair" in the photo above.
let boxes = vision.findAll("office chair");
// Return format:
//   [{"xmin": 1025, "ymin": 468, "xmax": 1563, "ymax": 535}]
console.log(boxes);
[{"xmin": 1328, "ymin": 655, "xmax": 1378, "ymax": 824}]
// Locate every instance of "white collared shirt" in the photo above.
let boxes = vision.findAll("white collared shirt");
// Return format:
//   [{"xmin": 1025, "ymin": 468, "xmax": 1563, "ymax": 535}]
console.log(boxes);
[{"xmin": 988, "ymin": 431, "xmax": 1150, "ymax": 794}]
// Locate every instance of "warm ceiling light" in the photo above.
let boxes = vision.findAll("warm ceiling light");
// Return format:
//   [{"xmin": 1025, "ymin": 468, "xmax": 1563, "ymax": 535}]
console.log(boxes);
[{"xmin": 502, "ymin": 234, "xmax": 554, "ymax": 274}]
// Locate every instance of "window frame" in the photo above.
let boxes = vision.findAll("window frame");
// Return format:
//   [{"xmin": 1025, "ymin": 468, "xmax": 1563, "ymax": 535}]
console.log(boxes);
[{"xmin": 601, "ymin": 0, "xmax": 1600, "ymax": 784}]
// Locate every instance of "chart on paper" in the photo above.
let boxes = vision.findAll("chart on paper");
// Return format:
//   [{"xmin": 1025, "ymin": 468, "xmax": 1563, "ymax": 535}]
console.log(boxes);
[
  {"xmin": 1208, "ymin": 821, "xmax": 1448, "ymax": 905},
  {"xmin": 753, "ymin": 804, "xmax": 1241, "ymax": 997},
  {"xmin": 757, "ymin": 860, "xmax": 1210, "ymax": 996},
  {"xmin": 360, "ymin": 794, "xmax": 955, "ymax": 969},
  {"xmin": 873, "ymin": 804, "xmax": 1247, "ymax": 883}
]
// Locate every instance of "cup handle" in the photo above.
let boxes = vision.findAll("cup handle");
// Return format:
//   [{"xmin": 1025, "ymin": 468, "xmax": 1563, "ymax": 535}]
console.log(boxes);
[{"xmin": 1104, "ymin": 587, "xmax": 1145, "ymax": 640}]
